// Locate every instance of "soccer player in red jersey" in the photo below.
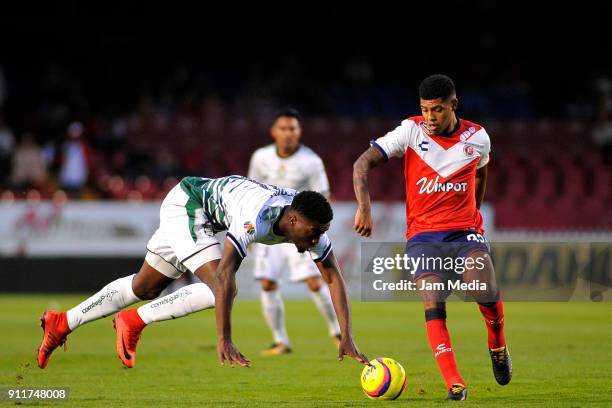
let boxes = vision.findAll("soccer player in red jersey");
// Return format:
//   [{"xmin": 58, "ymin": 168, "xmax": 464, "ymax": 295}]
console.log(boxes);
[{"xmin": 353, "ymin": 74, "xmax": 511, "ymax": 400}]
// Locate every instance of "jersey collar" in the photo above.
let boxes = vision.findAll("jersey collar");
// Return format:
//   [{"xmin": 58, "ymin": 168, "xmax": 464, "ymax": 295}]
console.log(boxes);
[
  {"xmin": 272, "ymin": 206, "xmax": 288, "ymax": 237},
  {"xmin": 275, "ymin": 144, "xmax": 302, "ymax": 159},
  {"xmin": 435, "ymin": 117, "xmax": 461, "ymax": 137}
]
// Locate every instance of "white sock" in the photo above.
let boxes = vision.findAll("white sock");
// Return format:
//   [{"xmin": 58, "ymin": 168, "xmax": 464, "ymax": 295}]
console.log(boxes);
[
  {"xmin": 261, "ymin": 289, "xmax": 289, "ymax": 346},
  {"xmin": 310, "ymin": 284, "xmax": 341, "ymax": 337},
  {"xmin": 137, "ymin": 283, "xmax": 215, "ymax": 324},
  {"xmin": 66, "ymin": 274, "xmax": 140, "ymax": 330}
]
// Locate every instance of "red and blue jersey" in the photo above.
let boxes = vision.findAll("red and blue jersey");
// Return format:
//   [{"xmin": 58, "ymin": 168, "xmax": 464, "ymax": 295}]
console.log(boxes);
[{"xmin": 372, "ymin": 116, "xmax": 491, "ymax": 239}]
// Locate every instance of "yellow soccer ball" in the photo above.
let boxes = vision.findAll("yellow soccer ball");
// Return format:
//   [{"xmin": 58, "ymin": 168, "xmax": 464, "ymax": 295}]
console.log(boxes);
[{"xmin": 360, "ymin": 357, "xmax": 407, "ymax": 400}]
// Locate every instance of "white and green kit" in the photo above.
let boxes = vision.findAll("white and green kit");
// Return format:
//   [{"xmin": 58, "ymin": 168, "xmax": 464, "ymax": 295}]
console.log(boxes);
[
  {"xmin": 66, "ymin": 175, "xmax": 332, "ymax": 330},
  {"xmin": 145, "ymin": 175, "xmax": 332, "ymax": 279}
]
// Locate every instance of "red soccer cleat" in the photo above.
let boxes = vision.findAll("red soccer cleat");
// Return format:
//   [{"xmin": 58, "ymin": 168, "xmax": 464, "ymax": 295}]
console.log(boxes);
[
  {"xmin": 37, "ymin": 311, "xmax": 71, "ymax": 369},
  {"xmin": 113, "ymin": 309, "xmax": 146, "ymax": 368}
]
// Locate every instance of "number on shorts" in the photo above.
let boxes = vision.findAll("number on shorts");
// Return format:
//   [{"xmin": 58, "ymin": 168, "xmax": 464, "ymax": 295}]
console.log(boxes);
[{"xmin": 466, "ymin": 233, "xmax": 485, "ymax": 243}]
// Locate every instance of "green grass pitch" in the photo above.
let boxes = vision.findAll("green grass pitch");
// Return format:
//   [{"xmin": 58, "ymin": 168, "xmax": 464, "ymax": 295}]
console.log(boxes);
[{"xmin": 2, "ymin": 295, "xmax": 611, "ymax": 407}]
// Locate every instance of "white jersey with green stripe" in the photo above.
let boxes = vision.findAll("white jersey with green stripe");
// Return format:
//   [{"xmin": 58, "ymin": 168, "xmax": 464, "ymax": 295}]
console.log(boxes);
[{"xmin": 178, "ymin": 176, "xmax": 332, "ymax": 261}]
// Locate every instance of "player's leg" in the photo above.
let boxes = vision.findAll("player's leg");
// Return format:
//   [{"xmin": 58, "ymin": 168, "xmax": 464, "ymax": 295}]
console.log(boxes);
[
  {"xmin": 462, "ymin": 248, "xmax": 512, "ymax": 385},
  {"xmin": 303, "ymin": 276, "xmax": 341, "ymax": 343},
  {"xmin": 289, "ymin": 249, "xmax": 341, "ymax": 344},
  {"xmin": 418, "ymin": 274, "xmax": 467, "ymax": 400},
  {"xmin": 113, "ymin": 248, "xmax": 221, "ymax": 368},
  {"xmin": 37, "ymin": 259, "xmax": 173, "ymax": 369},
  {"xmin": 259, "ymin": 278, "xmax": 292, "ymax": 354},
  {"xmin": 115, "ymin": 238, "xmax": 223, "ymax": 367},
  {"xmin": 113, "ymin": 182, "xmax": 223, "ymax": 367},
  {"xmin": 408, "ymin": 236, "xmax": 467, "ymax": 400},
  {"xmin": 133, "ymin": 257, "xmax": 219, "ymax": 326},
  {"xmin": 254, "ymin": 244, "xmax": 291, "ymax": 355}
]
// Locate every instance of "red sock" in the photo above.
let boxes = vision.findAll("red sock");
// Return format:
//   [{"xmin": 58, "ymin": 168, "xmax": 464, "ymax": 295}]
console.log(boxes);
[
  {"xmin": 478, "ymin": 300, "xmax": 506, "ymax": 349},
  {"xmin": 425, "ymin": 312, "xmax": 465, "ymax": 389}
]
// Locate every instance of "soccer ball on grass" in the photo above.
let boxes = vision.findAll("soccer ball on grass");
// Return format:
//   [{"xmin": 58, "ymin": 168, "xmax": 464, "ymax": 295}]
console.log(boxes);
[{"xmin": 360, "ymin": 357, "xmax": 406, "ymax": 400}]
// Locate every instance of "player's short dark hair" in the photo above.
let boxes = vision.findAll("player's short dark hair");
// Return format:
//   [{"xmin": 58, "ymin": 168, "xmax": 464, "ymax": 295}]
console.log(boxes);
[
  {"xmin": 291, "ymin": 191, "xmax": 333, "ymax": 225},
  {"xmin": 419, "ymin": 74, "xmax": 456, "ymax": 100},
  {"xmin": 274, "ymin": 107, "xmax": 301, "ymax": 123}
]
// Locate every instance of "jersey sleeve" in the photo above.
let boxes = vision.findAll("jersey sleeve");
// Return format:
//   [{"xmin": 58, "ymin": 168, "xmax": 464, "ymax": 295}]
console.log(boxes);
[
  {"xmin": 371, "ymin": 119, "xmax": 419, "ymax": 161},
  {"xmin": 226, "ymin": 219, "xmax": 256, "ymax": 259},
  {"xmin": 308, "ymin": 157, "xmax": 330, "ymax": 196},
  {"xmin": 309, "ymin": 233, "xmax": 332, "ymax": 263},
  {"xmin": 476, "ymin": 129, "xmax": 491, "ymax": 169}
]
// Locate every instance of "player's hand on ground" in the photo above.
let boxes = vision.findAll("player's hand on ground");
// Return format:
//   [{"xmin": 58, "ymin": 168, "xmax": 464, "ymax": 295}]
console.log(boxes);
[
  {"xmin": 217, "ymin": 339, "xmax": 251, "ymax": 367},
  {"xmin": 338, "ymin": 336, "xmax": 370, "ymax": 365},
  {"xmin": 353, "ymin": 208, "xmax": 373, "ymax": 237}
]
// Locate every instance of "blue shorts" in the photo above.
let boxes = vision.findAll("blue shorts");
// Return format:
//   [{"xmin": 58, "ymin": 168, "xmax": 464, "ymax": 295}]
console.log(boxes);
[{"xmin": 405, "ymin": 230, "xmax": 490, "ymax": 280}]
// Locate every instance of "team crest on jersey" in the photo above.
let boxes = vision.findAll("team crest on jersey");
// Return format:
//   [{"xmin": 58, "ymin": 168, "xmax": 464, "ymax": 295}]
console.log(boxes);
[
  {"xmin": 463, "ymin": 144, "xmax": 475, "ymax": 156},
  {"xmin": 244, "ymin": 221, "xmax": 255, "ymax": 235}
]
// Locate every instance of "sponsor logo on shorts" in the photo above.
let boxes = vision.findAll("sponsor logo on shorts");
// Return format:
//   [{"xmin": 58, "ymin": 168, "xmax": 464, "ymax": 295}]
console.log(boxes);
[{"xmin": 203, "ymin": 221, "xmax": 215, "ymax": 237}]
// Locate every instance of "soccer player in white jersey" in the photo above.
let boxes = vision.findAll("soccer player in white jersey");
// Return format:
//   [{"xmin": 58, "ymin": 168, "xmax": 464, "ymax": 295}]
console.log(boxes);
[
  {"xmin": 37, "ymin": 176, "xmax": 368, "ymax": 369},
  {"xmin": 353, "ymin": 75, "xmax": 511, "ymax": 400},
  {"xmin": 248, "ymin": 109, "xmax": 341, "ymax": 356}
]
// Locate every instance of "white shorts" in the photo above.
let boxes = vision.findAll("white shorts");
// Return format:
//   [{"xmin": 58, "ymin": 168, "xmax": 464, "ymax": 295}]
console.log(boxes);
[
  {"xmin": 145, "ymin": 184, "xmax": 223, "ymax": 279},
  {"xmin": 252, "ymin": 243, "xmax": 321, "ymax": 283}
]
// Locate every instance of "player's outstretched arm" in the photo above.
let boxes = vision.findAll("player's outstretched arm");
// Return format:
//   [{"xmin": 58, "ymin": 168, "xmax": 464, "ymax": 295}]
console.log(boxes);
[
  {"xmin": 316, "ymin": 250, "xmax": 369, "ymax": 366},
  {"xmin": 352, "ymin": 146, "xmax": 385, "ymax": 237},
  {"xmin": 214, "ymin": 239, "xmax": 250, "ymax": 367}
]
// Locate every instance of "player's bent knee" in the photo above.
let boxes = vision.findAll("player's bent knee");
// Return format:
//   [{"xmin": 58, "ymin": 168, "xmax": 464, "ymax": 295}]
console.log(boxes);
[
  {"xmin": 132, "ymin": 284, "xmax": 163, "ymax": 300},
  {"xmin": 470, "ymin": 288, "xmax": 500, "ymax": 304},
  {"xmin": 261, "ymin": 279, "xmax": 278, "ymax": 292},
  {"xmin": 131, "ymin": 260, "xmax": 175, "ymax": 300},
  {"xmin": 193, "ymin": 259, "xmax": 220, "ymax": 290},
  {"xmin": 131, "ymin": 275, "xmax": 167, "ymax": 300},
  {"xmin": 305, "ymin": 277, "xmax": 322, "ymax": 292}
]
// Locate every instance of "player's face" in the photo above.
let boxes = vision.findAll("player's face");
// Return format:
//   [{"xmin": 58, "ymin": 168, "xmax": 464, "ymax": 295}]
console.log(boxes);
[
  {"xmin": 420, "ymin": 97, "xmax": 457, "ymax": 134},
  {"xmin": 271, "ymin": 117, "xmax": 301, "ymax": 156},
  {"xmin": 289, "ymin": 216, "xmax": 329, "ymax": 253}
]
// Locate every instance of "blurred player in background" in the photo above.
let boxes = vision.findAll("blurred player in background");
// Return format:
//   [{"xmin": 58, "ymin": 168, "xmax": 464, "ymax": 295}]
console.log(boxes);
[
  {"xmin": 353, "ymin": 75, "xmax": 511, "ymax": 400},
  {"xmin": 248, "ymin": 109, "xmax": 341, "ymax": 356}
]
